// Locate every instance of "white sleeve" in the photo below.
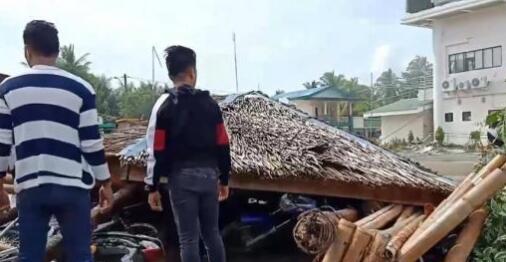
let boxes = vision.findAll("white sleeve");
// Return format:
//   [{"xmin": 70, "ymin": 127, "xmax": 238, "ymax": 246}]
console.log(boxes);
[{"xmin": 145, "ymin": 93, "xmax": 170, "ymax": 186}]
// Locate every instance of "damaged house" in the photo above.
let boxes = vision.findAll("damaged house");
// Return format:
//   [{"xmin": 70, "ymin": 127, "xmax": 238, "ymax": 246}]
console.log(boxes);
[{"xmin": 104, "ymin": 93, "xmax": 455, "ymax": 205}]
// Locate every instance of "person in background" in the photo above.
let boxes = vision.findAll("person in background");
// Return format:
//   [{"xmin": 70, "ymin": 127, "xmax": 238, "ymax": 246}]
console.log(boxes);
[
  {"xmin": 0, "ymin": 20, "xmax": 113, "ymax": 261},
  {"xmin": 145, "ymin": 45, "xmax": 231, "ymax": 262}
]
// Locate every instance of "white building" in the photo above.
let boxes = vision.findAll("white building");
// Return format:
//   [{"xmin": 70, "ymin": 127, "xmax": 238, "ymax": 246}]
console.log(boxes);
[
  {"xmin": 403, "ymin": 0, "xmax": 506, "ymax": 144},
  {"xmin": 365, "ymin": 89, "xmax": 433, "ymax": 144}
]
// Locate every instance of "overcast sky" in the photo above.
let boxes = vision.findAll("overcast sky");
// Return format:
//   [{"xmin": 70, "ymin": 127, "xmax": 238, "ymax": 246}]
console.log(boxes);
[{"xmin": 0, "ymin": 0, "xmax": 433, "ymax": 95}]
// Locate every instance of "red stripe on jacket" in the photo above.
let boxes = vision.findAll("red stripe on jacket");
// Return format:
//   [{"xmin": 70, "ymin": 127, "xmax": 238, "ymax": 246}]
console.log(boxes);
[
  {"xmin": 216, "ymin": 123, "xmax": 229, "ymax": 145},
  {"xmin": 154, "ymin": 129, "xmax": 166, "ymax": 151}
]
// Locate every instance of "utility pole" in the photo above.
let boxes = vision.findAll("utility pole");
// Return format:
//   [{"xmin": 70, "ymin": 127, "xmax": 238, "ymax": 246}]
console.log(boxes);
[
  {"xmin": 123, "ymin": 73, "xmax": 128, "ymax": 89},
  {"xmin": 152, "ymin": 46, "xmax": 163, "ymax": 89},
  {"xmin": 368, "ymin": 72, "xmax": 374, "ymax": 138},
  {"xmin": 233, "ymin": 32, "xmax": 239, "ymax": 93}
]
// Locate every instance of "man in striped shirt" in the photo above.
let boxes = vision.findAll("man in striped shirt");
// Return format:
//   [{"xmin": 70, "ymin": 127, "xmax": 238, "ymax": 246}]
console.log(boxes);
[{"xmin": 0, "ymin": 20, "xmax": 113, "ymax": 261}]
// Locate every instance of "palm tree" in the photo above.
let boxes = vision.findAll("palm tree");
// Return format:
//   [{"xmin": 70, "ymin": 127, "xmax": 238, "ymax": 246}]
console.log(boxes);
[
  {"xmin": 56, "ymin": 44, "xmax": 91, "ymax": 78},
  {"xmin": 320, "ymin": 71, "xmax": 346, "ymax": 89},
  {"xmin": 376, "ymin": 68, "xmax": 401, "ymax": 105},
  {"xmin": 303, "ymin": 80, "xmax": 320, "ymax": 89}
]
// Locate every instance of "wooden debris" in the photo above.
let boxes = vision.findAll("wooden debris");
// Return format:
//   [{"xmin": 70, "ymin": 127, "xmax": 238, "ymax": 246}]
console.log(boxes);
[
  {"xmin": 342, "ymin": 227, "xmax": 373, "ymax": 262},
  {"xmin": 293, "ymin": 208, "xmax": 358, "ymax": 255},
  {"xmin": 384, "ymin": 214, "xmax": 426, "ymax": 260},
  {"xmin": 444, "ymin": 208, "xmax": 488, "ymax": 262},
  {"xmin": 405, "ymin": 154, "xmax": 506, "ymax": 249},
  {"xmin": 360, "ymin": 205, "xmax": 403, "ymax": 230},
  {"xmin": 399, "ymin": 165, "xmax": 506, "ymax": 262},
  {"xmin": 321, "ymin": 219, "xmax": 356, "ymax": 262},
  {"xmin": 395, "ymin": 206, "xmax": 416, "ymax": 225}
]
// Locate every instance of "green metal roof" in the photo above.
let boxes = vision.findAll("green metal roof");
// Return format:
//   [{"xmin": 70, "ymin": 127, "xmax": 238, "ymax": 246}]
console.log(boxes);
[
  {"xmin": 273, "ymin": 86, "xmax": 356, "ymax": 101},
  {"xmin": 366, "ymin": 98, "xmax": 432, "ymax": 116}
]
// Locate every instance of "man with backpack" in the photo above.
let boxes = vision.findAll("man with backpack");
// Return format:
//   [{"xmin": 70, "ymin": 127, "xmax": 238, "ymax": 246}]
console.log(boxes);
[{"xmin": 145, "ymin": 45, "xmax": 231, "ymax": 262}]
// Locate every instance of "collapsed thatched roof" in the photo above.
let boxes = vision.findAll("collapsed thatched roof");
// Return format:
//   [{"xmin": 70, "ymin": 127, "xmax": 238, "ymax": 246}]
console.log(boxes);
[{"xmin": 104, "ymin": 93, "xmax": 455, "ymax": 194}]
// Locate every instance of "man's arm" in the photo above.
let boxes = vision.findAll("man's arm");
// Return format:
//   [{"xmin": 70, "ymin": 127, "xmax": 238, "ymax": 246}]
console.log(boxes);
[
  {"xmin": 215, "ymin": 106, "xmax": 231, "ymax": 186},
  {"xmin": 145, "ymin": 93, "xmax": 169, "ymax": 189},
  {"xmin": 79, "ymin": 93, "xmax": 110, "ymax": 182},
  {"xmin": 0, "ymin": 97, "xmax": 12, "ymax": 178},
  {"xmin": 150, "ymin": 104, "xmax": 171, "ymax": 192}
]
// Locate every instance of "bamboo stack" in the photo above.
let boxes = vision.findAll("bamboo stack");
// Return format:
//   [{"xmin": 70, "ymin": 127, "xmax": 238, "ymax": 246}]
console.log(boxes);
[
  {"xmin": 294, "ymin": 153, "xmax": 506, "ymax": 262},
  {"xmin": 444, "ymin": 208, "xmax": 488, "ymax": 262},
  {"xmin": 315, "ymin": 205, "xmax": 424, "ymax": 262},
  {"xmin": 398, "ymin": 155, "xmax": 506, "ymax": 262}
]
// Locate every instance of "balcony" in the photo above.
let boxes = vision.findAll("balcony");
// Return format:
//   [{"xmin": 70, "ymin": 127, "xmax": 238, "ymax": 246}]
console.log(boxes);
[{"xmin": 403, "ymin": 0, "xmax": 506, "ymax": 27}]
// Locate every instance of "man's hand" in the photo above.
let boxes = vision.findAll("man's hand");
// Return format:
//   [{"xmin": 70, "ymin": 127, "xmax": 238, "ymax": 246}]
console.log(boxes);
[
  {"xmin": 218, "ymin": 184, "xmax": 229, "ymax": 202},
  {"xmin": 148, "ymin": 191, "xmax": 163, "ymax": 212},
  {"xmin": 98, "ymin": 181, "xmax": 113, "ymax": 214}
]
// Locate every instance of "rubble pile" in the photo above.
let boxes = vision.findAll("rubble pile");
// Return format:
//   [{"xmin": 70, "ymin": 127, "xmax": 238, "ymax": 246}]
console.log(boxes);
[{"xmin": 293, "ymin": 154, "xmax": 506, "ymax": 261}]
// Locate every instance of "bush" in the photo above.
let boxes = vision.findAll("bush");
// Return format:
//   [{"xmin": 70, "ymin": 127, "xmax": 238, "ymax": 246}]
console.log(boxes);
[
  {"xmin": 472, "ymin": 190, "xmax": 506, "ymax": 261},
  {"xmin": 435, "ymin": 127, "xmax": 445, "ymax": 146},
  {"xmin": 470, "ymin": 130, "xmax": 481, "ymax": 142},
  {"xmin": 383, "ymin": 138, "xmax": 407, "ymax": 151},
  {"xmin": 408, "ymin": 131, "xmax": 414, "ymax": 144}
]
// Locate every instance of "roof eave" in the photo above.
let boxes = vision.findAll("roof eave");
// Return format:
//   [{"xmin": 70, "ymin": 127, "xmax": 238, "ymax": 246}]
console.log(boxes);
[
  {"xmin": 364, "ymin": 105, "xmax": 433, "ymax": 118},
  {"xmin": 402, "ymin": 0, "xmax": 506, "ymax": 27},
  {"xmin": 290, "ymin": 97, "xmax": 360, "ymax": 102}
]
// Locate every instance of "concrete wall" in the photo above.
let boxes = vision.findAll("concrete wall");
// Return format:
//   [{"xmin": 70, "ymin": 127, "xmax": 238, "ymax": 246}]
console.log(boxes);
[
  {"xmin": 380, "ymin": 109, "xmax": 433, "ymax": 144},
  {"xmin": 432, "ymin": 4, "xmax": 506, "ymax": 144},
  {"xmin": 292, "ymin": 100, "xmax": 348, "ymax": 119}
]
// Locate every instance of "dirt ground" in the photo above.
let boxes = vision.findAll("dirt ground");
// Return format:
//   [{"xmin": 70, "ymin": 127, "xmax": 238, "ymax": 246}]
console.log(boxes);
[{"xmin": 399, "ymin": 151, "xmax": 479, "ymax": 178}]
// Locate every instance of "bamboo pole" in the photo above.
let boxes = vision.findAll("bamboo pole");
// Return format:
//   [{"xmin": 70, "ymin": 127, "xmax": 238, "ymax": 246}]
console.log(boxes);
[
  {"xmin": 395, "ymin": 206, "xmax": 415, "ymax": 226},
  {"xmin": 322, "ymin": 219, "xmax": 356, "ymax": 262},
  {"xmin": 363, "ymin": 213, "xmax": 421, "ymax": 262},
  {"xmin": 444, "ymin": 208, "xmax": 488, "ymax": 262},
  {"xmin": 91, "ymin": 183, "xmax": 143, "ymax": 225},
  {"xmin": 356, "ymin": 205, "xmax": 394, "ymax": 227},
  {"xmin": 384, "ymin": 215, "xmax": 426, "ymax": 261},
  {"xmin": 404, "ymin": 154, "xmax": 506, "ymax": 248},
  {"xmin": 398, "ymin": 167, "xmax": 506, "ymax": 262},
  {"xmin": 293, "ymin": 208, "xmax": 358, "ymax": 255},
  {"xmin": 341, "ymin": 227, "xmax": 374, "ymax": 262},
  {"xmin": 362, "ymin": 205, "xmax": 404, "ymax": 230},
  {"xmin": 332, "ymin": 207, "xmax": 360, "ymax": 222},
  {"xmin": 3, "ymin": 184, "xmax": 14, "ymax": 195},
  {"xmin": 362, "ymin": 231, "xmax": 388, "ymax": 262}
]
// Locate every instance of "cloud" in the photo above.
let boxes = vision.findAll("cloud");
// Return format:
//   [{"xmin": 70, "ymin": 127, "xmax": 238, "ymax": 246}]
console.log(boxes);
[{"xmin": 371, "ymin": 44, "xmax": 392, "ymax": 75}]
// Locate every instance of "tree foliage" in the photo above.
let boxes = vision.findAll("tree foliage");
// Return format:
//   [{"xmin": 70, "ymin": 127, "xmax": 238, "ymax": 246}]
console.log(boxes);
[
  {"xmin": 373, "ymin": 56, "xmax": 433, "ymax": 107},
  {"xmin": 303, "ymin": 80, "xmax": 320, "ymax": 89},
  {"xmin": 401, "ymin": 56, "xmax": 433, "ymax": 99},
  {"xmin": 435, "ymin": 127, "xmax": 445, "ymax": 146},
  {"xmin": 55, "ymin": 44, "xmax": 162, "ymax": 119},
  {"xmin": 375, "ymin": 68, "xmax": 401, "ymax": 106}
]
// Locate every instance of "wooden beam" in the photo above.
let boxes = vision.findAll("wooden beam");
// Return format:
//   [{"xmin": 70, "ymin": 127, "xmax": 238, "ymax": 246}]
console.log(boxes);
[
  {"xmin": 230, "ymin": 175, "xmax": 448, "ymax": 206},
  {"xmin": 112, "ymin": 160, "xmax": 449, "ymax": 205}
]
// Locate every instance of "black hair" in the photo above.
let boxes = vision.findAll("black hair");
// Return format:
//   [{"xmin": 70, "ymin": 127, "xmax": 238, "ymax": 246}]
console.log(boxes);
[
  {"xmin": 23, "ymin": 20, "xmax": 59, "ymax": 56},
  {"xmin": 164, "ymin": 45, "xmax": 196, "ymax": 78}
]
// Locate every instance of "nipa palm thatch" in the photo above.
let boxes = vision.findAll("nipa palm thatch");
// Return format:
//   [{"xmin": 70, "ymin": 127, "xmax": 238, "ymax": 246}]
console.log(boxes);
[{"xmin": 104, "ymin": 92, "xmax": 455, "ymax": 194}]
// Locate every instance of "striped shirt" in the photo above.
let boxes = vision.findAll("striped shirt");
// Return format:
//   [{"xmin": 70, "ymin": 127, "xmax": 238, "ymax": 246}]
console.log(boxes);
[{"xmin": 0, "ymin": 65, "xmax": 110, "ymax": 193}]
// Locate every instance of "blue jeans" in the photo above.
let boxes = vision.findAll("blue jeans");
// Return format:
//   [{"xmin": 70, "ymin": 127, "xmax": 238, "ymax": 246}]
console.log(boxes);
[
  {"xmin": 16, "ymin": 184, "xmax": 92, "ymax": 262},
  {"xmin": 168, "ymin": 167, "xmax": 226, "ymax": 262}
]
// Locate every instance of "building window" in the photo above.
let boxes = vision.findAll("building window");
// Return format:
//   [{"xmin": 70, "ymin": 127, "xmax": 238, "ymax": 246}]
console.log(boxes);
[
  {"xmin": 475, "ymin": 50, "xmax": 483, "ymax": 69},
  {"xmin": 445, "ymin": 113, "xmax": 453, "ymax": 123},
  {"xmin": 493, "ymin": 47, "xmax": 502, "ymax": 67},
  {"xmin": 465, "ymin": 52, "xmax": 475, "ymax": 71},
  {"xmin": 314, "ymin": 107, "xmax": 319, "ymax": 118},
  {"xmin": 484, "ymin": 48, "xmax": 493, "ymax": 68},
  {"xmin": 449, "ymin": 46, "xmax": 502, "ymax": 74},
  {"xmin": 462, "ymin": 111, "xmax": 472, "ymax": 122}
]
